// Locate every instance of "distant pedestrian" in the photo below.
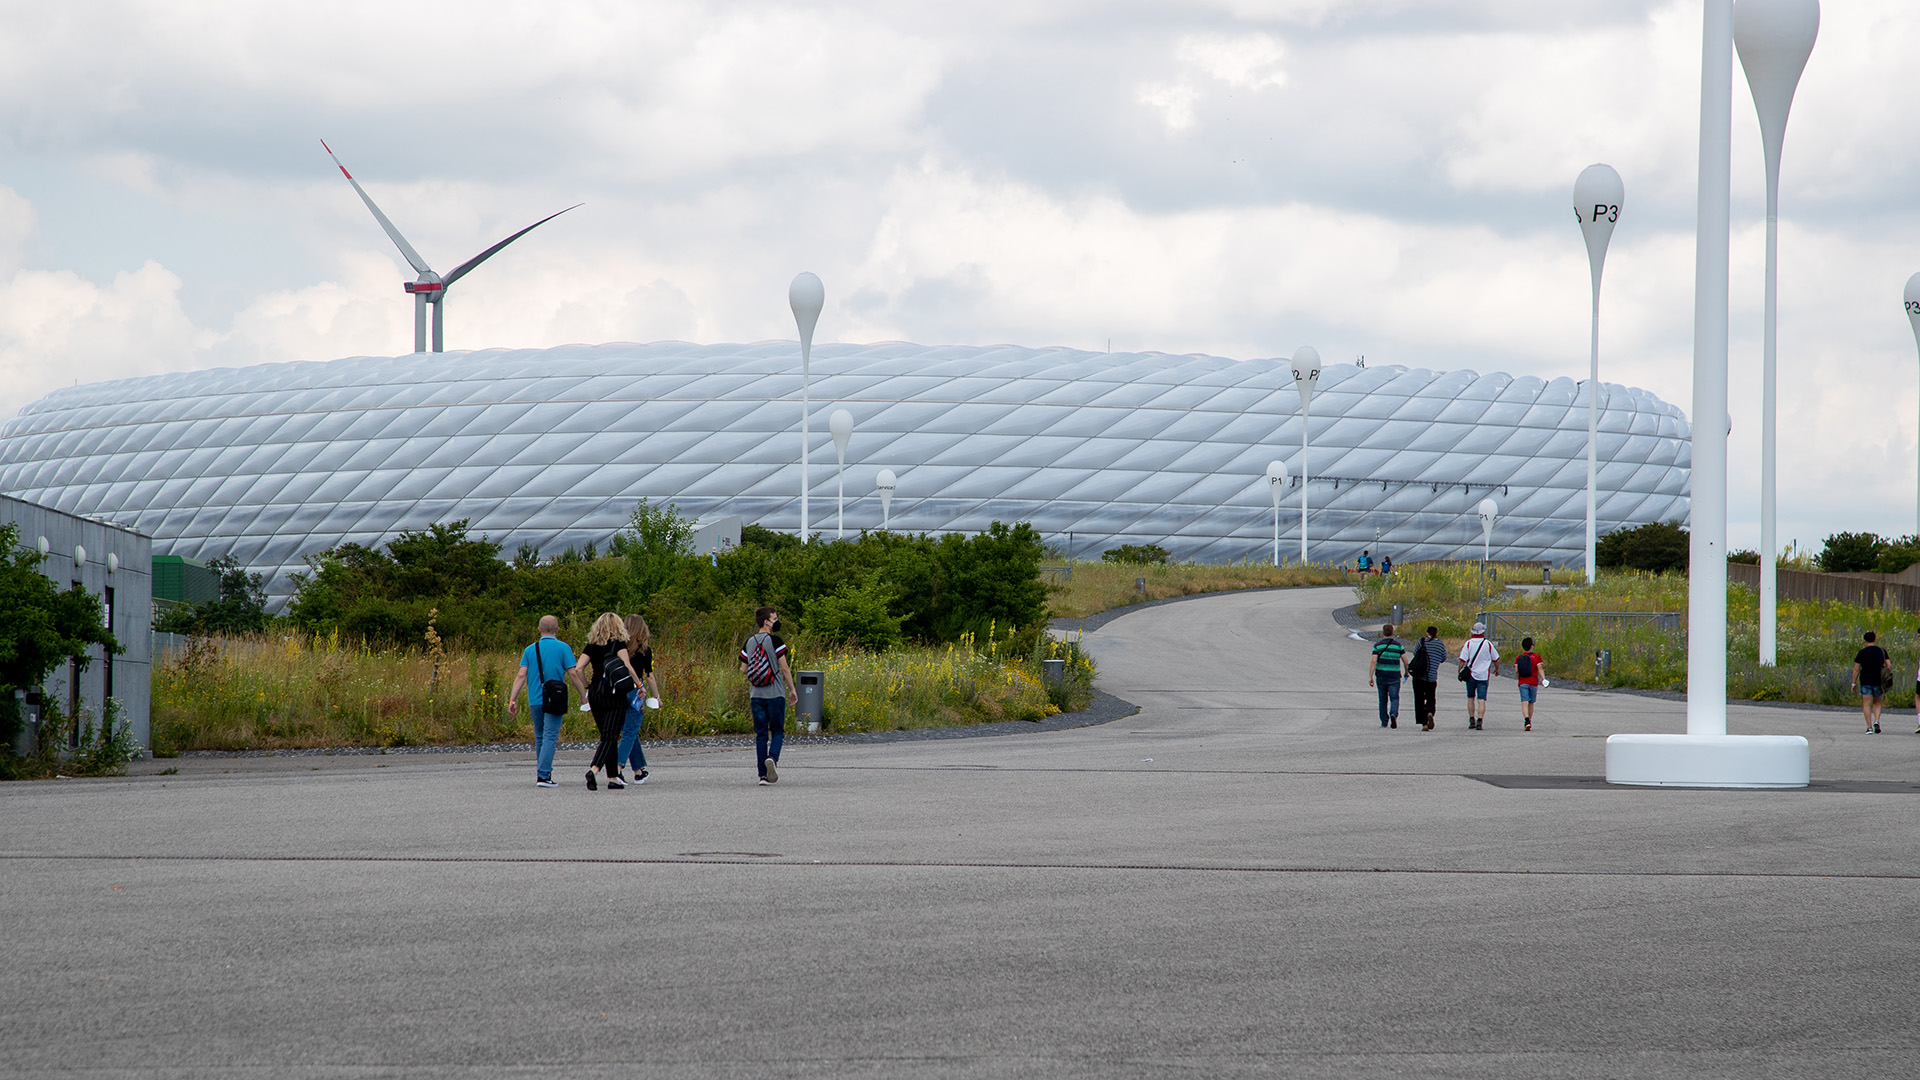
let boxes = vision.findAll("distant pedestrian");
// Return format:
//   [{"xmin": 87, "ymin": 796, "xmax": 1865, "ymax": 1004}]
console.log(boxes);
[
  {"xmin": 1514, "ymin": 636, "xmax": 1544, "ymax": 732},
  {"xmin": 1458, "ymin": 622, "xmax": 1499, "ymax": 730},
  {"xmin": 1853, "ymin": 630, "xmax": 1891, "ymax": 735},
  {"xmin": 739, "ymin": 606, "xmax": 797, "ymax": 785},
  {"xmin": 1368, "ymin": 624, "xmax": 1405, "ymax": 729},
  {"xmin": 506, "ymin": 614, "xmax": 575, "ymax": 788},
  {"xmin": 1356, "ymin": 550, "xmax": 1373, "ymax": 573},
  {"xmin": 1407, "ymin": 625, "xmax": 1445, "ymax": 732},
  {"xmin": 574, "ymin": 613, "xmax": 641, "ymax": 789},
  {"xmin": 1380, "ymin": 554, "xmax": 1393, "ymax": 576},
  {"xmin": 616, "ymin": 613, "xmax": 660, "ymax": 785}
]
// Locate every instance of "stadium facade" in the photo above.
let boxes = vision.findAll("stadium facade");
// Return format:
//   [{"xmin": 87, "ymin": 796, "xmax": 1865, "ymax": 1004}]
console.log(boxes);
[{"xmin": 0, "ymin": 342, "xmax": 1690, "ymax": 602}]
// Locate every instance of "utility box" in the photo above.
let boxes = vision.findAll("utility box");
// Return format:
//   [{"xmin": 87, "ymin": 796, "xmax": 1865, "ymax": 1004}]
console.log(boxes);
[{"xmin": 795, "ymin": 671, "xmax": 825, "ymax": 732}]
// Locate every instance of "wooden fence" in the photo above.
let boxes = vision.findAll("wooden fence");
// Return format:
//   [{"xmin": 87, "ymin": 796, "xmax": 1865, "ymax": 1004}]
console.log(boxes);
[{"xmin": 1727, "ymin": 561, "xmax": 1920, "ymax": 611}]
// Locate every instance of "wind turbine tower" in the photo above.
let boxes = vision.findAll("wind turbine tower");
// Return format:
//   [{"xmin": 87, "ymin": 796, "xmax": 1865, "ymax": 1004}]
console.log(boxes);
[{"xmin": 322, "ymin": 141, "xmax": 579, "ymax": 353}]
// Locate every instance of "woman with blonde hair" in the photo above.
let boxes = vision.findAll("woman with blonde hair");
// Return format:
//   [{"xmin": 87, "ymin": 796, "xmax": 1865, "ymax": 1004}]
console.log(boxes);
[
  {"xmin": 616, "ymin": 613, "xmax": 660, "ymax": 784},
  {"xmin": 572, "ymin": 612, "xmax": 639, "ymax": 790}
]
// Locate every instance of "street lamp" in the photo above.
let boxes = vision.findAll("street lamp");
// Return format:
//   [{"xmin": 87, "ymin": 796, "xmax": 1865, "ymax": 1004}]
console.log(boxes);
[
  {"xmin": 1266, "ymin": 460, "xmax": 1287, "ymax": 567},
  {"xmin": 1906, "ymin": 273, "xmax": 1920, "ymax": 535},
  {"xmin": 829, "ymin": 408, "xmax": 853, "ymax": 539},
  {"xmin": 788, "ymin": 272, "xmax": 825, "ymax": 540},
  {"xmin": 1606, "ymin": 0, "xmax": 1808, "ymax": 788},
  {"xmin": 1574, "ymin": 163, "xmax": 1623, "ymax": 587},
  {"xmin": 1477, "ymin": 497, "xmax": 1497, "ymax": 609},
  {"xmin": 1736, "ymin": 0, "xmax": 1819, "ymax": 668},
  {"xmin": 875, "ymin": 468, "xmax": 897, "ymax": 532},
  {"xmin": 1291, "ymin": 347, "xmax": 1320, "ymax": 564}
]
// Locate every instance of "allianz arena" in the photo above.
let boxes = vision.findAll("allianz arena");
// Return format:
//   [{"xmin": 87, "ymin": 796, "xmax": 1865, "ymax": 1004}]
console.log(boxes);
[{"xmin": 0, "ymin": 342, "xmax": 1690, "ymax": 601}]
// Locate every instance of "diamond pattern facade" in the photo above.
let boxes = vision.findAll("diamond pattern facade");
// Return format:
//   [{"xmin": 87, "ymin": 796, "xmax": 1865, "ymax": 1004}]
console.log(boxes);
[{"xmin": 0, "ymin": 342, "xmax": 1690, "ymax": 601}]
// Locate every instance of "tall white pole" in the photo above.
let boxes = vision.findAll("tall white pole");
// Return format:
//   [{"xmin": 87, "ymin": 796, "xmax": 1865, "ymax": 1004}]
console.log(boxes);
[
  {"xmin": 830, "ymin": 408, "xmax": 853, "ymax": 540},
  {"xmin": 1736, "ymin": 0, "xmax": 1819, "ymax": 668},
  {"xmin": 1906, "ymin": 274, "xmax": 1920, "ymax": 536},
  {"xmin": 789, "ymin": 273, "xmax": 825, "ymax": 540},
  {"xmin": 1688, "ymin": 0, "xmax": 1732, "ymax": 738},
  {"xmin": 1575, "ymin": 165, "xmax": 1623, "ymax": 586},
  {"xmin": 1266, "ymin": 460, "xmax": 1287, "ymax": 567},
  {"xmin": 1291, "ymin": 348, "xmax": 1320, "ymax": 565}
]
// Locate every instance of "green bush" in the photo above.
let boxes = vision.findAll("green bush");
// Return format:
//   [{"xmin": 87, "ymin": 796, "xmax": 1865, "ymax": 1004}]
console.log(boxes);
[
  {"xmin": 1102, "ymin": 543, "xmax": 1171, "ymax": 565},
  {"xmin": 1818, "ymin": 531, "xmax": 1885, "ymax": 574},
  {"xmin": 1596, "ymin": 521, "xmax": 1687, "ymax": 574}
]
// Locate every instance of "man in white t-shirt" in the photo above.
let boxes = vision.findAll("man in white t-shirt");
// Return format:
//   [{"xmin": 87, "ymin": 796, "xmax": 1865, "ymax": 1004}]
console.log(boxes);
[{"xmin": 1457, "ymin": 622, "xmax": 1500, "ymax": 731}]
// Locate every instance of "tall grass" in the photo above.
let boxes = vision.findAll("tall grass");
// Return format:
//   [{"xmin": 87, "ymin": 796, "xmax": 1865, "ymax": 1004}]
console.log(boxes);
[
  {"xmin": 1047, "ymin": 560, "xmax": 1356, "ymax": 619},
  {"xmin": 151, "ymin": 618, "xmax": 1086, "ymax": 753},
  {"xmin": 1355, "ymin": 568, "xmax": 1920, "ymax": 706}
]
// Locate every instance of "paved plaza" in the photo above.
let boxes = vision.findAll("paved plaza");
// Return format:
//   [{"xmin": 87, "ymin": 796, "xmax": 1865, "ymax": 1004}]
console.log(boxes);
[{"xmin": 5, "ymin": 586, "xmax": 1919, "ymax": 1078}]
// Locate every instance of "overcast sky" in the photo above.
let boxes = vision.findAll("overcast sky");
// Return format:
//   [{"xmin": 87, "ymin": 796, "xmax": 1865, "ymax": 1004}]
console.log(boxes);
[{"xmin": 2, "ymin": 0, "xmax": 1917, "ymax": 554}]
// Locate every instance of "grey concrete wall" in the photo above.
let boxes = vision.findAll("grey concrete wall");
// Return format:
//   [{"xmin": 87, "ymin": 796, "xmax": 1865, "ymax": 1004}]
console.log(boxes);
[{"xmin": 1, "ymin": 494, "xmax": 152, "ymax": 756}]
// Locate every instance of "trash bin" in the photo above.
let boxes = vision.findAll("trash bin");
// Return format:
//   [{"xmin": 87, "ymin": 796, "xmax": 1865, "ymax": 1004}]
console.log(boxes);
[
  {"xmin": 795, "ymin": 671, "xmax": 825, "ymax": 732},
  {"xmin": 1135, "ymin": 577, "xmax": 1146, "ymax": 596},
  {"xmin": 1390, "ymin": 603, "xmax": 1404, "ymax": 628},
  {"xmin": 1041, "ymin": 659, "xmax": 1066, "ymax": 689}
]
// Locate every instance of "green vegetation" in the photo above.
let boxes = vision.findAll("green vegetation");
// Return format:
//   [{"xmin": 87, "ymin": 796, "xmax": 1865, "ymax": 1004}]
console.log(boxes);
[
  {"xmin": 1595, "ymin": 520, "xmax": 1688, "ymax": 574},
  {"xmin": 1101, "ymin": 543, "xmax": 1171, "ymax": 565},
  {"xmin": 1816, "ymin": 531, "xmax": 1920, "ymax": 575},
  {"xmin": 0, "ymin": 523, "xmax": 126, "ymax": 778},
  {"xmin": 153, "ymin": 555, "xmax": 270, "ymax": 635},
  {"xmin": 1358, "ymin": 565, "xmax": 1920, "ymax": 706}
]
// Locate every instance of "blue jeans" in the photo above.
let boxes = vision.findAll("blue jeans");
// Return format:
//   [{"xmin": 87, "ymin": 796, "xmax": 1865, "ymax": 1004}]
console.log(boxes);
[
  {"xmin": 618, "ymin": 691, "xmax": 649, "ymax": 773},
  {"xmin": 533, "ymin": 707, "xmax": 565, "ymax": 779},
  {"xmin": 1374, "ymin": 672, "xmax": 1401, "ymax": 726},
  {"xmin": 751, "ymin": 697, "xmax": 785, "ymax": 778}
]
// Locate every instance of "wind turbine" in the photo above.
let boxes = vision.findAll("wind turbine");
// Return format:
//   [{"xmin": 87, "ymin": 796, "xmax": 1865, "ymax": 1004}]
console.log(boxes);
[{"xmin": 322, "ymin": 141, "xmax": 579, "ymax": 353}]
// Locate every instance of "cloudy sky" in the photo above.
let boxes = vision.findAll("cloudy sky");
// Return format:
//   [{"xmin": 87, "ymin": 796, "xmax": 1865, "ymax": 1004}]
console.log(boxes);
[{"xmin": 1, "ymin": 0, "xmax": 1916, "ymax": 553}]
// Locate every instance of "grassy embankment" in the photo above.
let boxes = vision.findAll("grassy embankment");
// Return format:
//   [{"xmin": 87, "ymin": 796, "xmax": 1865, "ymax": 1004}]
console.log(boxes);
[
  {"xmin": 151, "ymin": 615, "xmax": 1093, "ymax": 755},
  {"xmin": 1045, "ymin": 560, "xmax": 1356, "ymax": 619},
  {"xmin": 1356, "ymin": 564, "xmax": 1919, "ymax": 706}
]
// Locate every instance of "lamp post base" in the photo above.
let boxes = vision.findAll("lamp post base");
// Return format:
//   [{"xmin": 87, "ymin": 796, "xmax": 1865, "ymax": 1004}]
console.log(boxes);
[{"xmin": 1604, "ymin": 733, "xmax": 1809, "ymax": 788}]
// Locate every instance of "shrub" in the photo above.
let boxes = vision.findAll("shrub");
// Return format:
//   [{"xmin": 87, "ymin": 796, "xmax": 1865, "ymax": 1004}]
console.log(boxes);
[
  {"xmin": 804, "ymin": 579, "xmax": 905, "ymax": 650},
  {"xmin": 1102, "ymin": 543, "xmax": 1171, "ymax": 565},
  {"xmin": 1596, "ymin": 521, "xmax": 1688, "ymax": 574},
  {"xmin": 1818, "ymin": 531, "xmax": 1885, "ymax": 574},
  {"xmin": 1727, "ymin": 549, "xmax": 1760, "ymax": 565}
]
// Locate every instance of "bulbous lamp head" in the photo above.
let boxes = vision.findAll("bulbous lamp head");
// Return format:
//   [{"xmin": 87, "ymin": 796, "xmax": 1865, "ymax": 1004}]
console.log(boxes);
[
  {"xmin": 1266, "ymin": 459, "xmax": 1287, "ymax": 506},
  {"xmin": 789, "ymin": 272, "xmax": 825, "ymax": 354},
  {"xmin": 1290, "ymin": 346, "xmax": 1321, "ymax": 410},
  {"xmin": 1734, "ymin": 0, "xmax": 1819, "ymax": 177},
  {"xmin": 1573, "ymin": 163, "xmax": 1624, "ymax": 288},
  {"xmin": 1905, "ymin": 272, "xmax": 1920, "ymax": 356},
  {"xmin": 875, "ymin": 468, "xmax": 897, "ymax": 493},
  {"xmin": 1477, "ymin": 498, "xmax": 1498, "ymax": 539},
  {"xmin": 829, "ymin": 408, "xmax": 853, "ymax": 462}
]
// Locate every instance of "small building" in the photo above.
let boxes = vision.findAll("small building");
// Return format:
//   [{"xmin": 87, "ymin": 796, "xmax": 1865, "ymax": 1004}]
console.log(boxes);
[{"xmin": 1, "ymin": 493, "xmax": 152, "ymax": 757}]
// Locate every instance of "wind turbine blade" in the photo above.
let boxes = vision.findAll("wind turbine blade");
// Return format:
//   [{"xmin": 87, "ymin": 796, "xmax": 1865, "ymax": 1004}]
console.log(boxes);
[
  {"xmin": 320, "ymin": 140, "xmax": 435, "ymax": 276},
  {"xmin": 442, "ymin": 204, "xmax": 582, "ymax": 288}
]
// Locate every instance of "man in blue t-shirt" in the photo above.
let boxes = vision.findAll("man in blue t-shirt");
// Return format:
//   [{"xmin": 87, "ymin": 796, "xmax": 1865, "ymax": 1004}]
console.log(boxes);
[{"xmin": 508, "ymin": 615, "xmax": 580, "ymax": 787}]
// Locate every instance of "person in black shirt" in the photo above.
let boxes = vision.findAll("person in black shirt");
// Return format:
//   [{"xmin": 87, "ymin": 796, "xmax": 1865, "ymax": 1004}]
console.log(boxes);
[
  {"xmin": 1852, "ymin": 630, "xmax": 1891, "ymax": 735},
  {"xmin": 573, "ymin": 612, "xmax": 642, "ymax": 789}
]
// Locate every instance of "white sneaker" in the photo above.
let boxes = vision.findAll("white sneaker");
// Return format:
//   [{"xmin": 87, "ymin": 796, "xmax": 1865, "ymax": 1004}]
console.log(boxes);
[{"xmin": 763, "ymin": 758, "xmax": 778, "ymax": 783}]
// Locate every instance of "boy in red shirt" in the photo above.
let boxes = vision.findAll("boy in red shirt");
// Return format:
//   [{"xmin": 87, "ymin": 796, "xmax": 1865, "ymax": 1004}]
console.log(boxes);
[{"xmin": 1514, "ymin": 636, "xmax": 1544, "ymax": 732}]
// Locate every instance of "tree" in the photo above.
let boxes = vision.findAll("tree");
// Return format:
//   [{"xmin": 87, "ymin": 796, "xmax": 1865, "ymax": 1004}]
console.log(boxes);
[
  {"xmin": 623, "ymin": 499, "xmax": 697, "ymax": 608},
  {"xmin": 1595, "ymin": 521, "xmax": 1688, "ymax": 575},
  {"xmin": 0, "ymin": 523, "xmax": 117, "ymax": 744},
  {"xmin": 1102, "ymin": 543, "xmax": 1171, "ymax": 565},
  {"xmin": 154, "ymin": 555, "xmax": 269, "ymax": 635},
  {"xmin": 1817, "ymin": 531, "xmax": 1884, "ymax": 574}
]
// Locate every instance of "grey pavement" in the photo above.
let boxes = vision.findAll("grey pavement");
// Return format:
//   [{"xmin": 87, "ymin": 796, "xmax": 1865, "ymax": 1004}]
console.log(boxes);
[{"xmin": 4, "ymin": 586, "xmax": 1919, "ymax": 1078}]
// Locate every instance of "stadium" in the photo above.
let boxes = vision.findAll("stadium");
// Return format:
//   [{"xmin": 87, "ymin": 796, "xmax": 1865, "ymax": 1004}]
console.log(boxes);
[{"xmin": 0, "ymin": 341, "xmax": 1691, "ymax": 601}]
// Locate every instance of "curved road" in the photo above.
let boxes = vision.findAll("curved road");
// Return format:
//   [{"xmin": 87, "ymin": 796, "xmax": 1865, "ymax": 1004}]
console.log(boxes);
[{"xmin": 3, "ymin": 586, "xmax": 1918, "ymax": 1078}]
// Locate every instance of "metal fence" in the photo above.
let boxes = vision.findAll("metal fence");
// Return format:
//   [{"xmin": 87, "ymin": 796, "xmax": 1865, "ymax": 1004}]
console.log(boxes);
[{"xmin": 1475, "ymin": 610, "xmax": 1682, "ymax": 645}]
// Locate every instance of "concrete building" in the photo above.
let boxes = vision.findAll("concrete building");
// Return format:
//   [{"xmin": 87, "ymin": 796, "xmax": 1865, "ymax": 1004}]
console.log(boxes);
[{"xmin": 1, "ymin": 494, "xmax": 151, "ymax": 756}]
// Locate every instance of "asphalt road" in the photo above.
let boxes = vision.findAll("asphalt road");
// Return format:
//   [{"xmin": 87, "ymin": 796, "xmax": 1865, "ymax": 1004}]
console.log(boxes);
[{"xmin": 4, "ymin": 586, "xmax": 1918, "ymax": 1078}]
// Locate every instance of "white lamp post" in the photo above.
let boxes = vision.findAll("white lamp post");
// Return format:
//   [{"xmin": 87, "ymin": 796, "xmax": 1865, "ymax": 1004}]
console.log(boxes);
[
  {"xmin": 829, "ymin": 408, "xmax": 853, "ymax": 539},
  {"xmin": 1291, "ymin": 347, "xmax": 1321, "ymax": 564},
  {"xmin": 1906, "ymin": 273, "xmax": 1920, "ymax": 535},
  {"xmin": 1606, "ymin": 0, "xmax": 1808, "ymax": 788},
  {"xmin": 1574, "ymin": 164, "xmax": 1623, "ymax": 587},
  {"xmin": 1266, "ymin": 460, "xmax": 1287, "ymax": 567},
  {"xmin": 1736, "ymin": 0, "xmax": 1819, "ymax": 668},
  {"xmin": 875, "ymin": 468, "xmax": 897, "ymax": 531},
  {"xmin": 789, "ymin": 272, "xmax": 825, "ymax": 539},
  {"xmin": 1477, "ymin": 497, "xmax": 1497, "ymax": 608}
]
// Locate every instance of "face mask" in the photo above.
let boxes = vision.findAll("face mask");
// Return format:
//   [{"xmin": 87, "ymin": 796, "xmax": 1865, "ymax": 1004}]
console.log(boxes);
[{"xmin": 771, "ymin": 618, "xmax": 782, "ymax": 632}]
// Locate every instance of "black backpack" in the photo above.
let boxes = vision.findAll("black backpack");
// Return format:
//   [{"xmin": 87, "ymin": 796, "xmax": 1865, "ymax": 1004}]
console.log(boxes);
[
  {"xmin": 592, "ymin": 646, "xmax": 637, "ymax": 707},
  {"xmin": 1516, "ymin": 653, "xmax": 1534, "ymax": 679}
]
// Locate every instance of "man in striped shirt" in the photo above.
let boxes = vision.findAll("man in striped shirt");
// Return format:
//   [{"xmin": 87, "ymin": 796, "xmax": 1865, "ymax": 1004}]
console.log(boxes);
[{"xmin": 1368, "ymin": 624, "xmax": 1407, "ymax": 729}]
